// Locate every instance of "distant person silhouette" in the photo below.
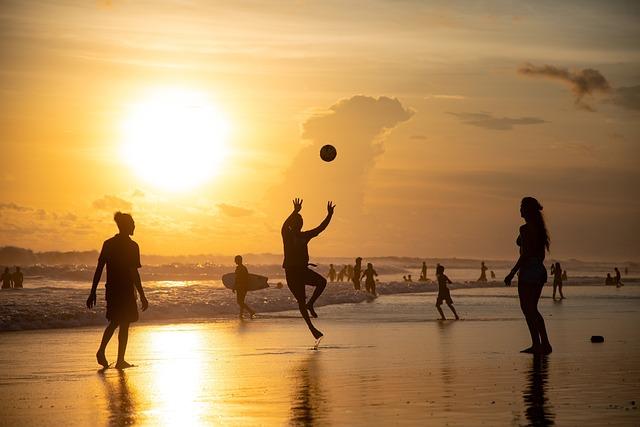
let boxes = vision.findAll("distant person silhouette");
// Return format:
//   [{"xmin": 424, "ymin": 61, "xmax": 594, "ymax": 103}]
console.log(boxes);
[
  {"xmin": 478, "ymin": 261, "xmax": 488, "ymax": 282},
  {"xmin": 420, "ymin": 262, "xmax": 428, "ymax": 281},
  {"xmin": 87, "ymin": 212, "xmax": 148, "ymax": 369},
  {"xmin": 402, "ymin": 275, "xmax": 407, "ymax": 282},
  {"xmin": 561, "ymin": 269, "xmax": 567, "ymax": 281},
  {"xmin": 490, "ymin": 270, "xmax": 496, "ymax": 279},
  {"xmin": 346, "ymin": 264, "xmax": 354, "ymax": 282},
  {"xmin": 12, "ymin": 267, "xmax": 23, "ymax": 288},
  {"xmin": 407, "ymin": 274, "xmax": 413, "ymax": 282},
  {"xmin": 624, "ymin": 267, "xmax": 628, "ymax": 275},
  {"xmin": 552, "ymin": 262, "xmax": 564, "ymax": 300},
  {"xmin": 504, "ymin": 197, "xmax": 552, "ymax": 355},
  {"xmin": 614, "ymin": 267, "xmax": 623, "ymax": 288},
  {"xmin": 234, "ymin": 255, "xmax": 256, "ymax": 319},
  {"xmin": 362, "ymin": 263, "xmax": 378, "ymax": 296},
  {"xmin": 352, "ymin": 257, "xmax": 362, "ymax": 291},
  {"xmin": 1, "ymin": 267, "xmax": 11, "ymax": 289},
  {"xmin": 337, "ymin": 266, "xmax": 345, "ymax": 282},
  {"xmin": 281, "ymin": 198, "xmax": 334, "ymax": 340},
  {"xmin": 605, "ymin": 273, "xmax": 613, "ymax": 286},
  {"xmin": 550, "ymin": 263, "xmax": 555, "ymax": 276},
  {"xmin": 327, "ymin": 264, "xmax": 336, "ymax": 283},
  {"xmin": 435, "ymin": 265, "xmax": 459, "ymax": 320}
]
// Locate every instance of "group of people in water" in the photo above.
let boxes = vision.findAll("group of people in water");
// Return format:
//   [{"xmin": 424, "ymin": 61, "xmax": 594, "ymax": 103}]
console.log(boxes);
[
  {"xmin": 1, "ymin": 266, "xmax": 23, "ymax": 289},
  {"xmin": 85, "ymin": 195, "xmax": 616, "ymax": 367},
  {"xmin": 605, "ymin": 267, "xmax": 625, "ymax": 288}
]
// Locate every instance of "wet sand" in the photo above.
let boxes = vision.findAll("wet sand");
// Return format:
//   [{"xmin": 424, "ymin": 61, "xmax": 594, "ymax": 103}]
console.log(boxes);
[{"xmin": 0, "ymin": 287, "xmax": 638, "ymax": 426}]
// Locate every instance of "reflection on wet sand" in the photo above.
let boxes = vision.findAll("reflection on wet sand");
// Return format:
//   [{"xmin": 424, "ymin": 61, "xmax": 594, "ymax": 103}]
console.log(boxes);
[
  {"xmin": 100, "ymin": 369, "xmax": 137, "ymax": 426},
  {"xmin": 290, "ymin": 353, "xmax": 325, "ymax": 425},
  {"xmin": 523, "ymin": 355, "xmax": 554, "ymax": 426}
]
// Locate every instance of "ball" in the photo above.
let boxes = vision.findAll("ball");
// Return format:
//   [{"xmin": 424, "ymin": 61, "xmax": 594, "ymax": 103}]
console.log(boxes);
[{"xmin": 320, "ymin": 144, "xmax": 337, "ymax": 162}]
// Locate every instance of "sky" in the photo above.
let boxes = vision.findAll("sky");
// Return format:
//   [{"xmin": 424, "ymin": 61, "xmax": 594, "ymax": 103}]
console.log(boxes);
[{"xmin": 0, "ymin": 0, "xmax": 639, "ymax": 261}]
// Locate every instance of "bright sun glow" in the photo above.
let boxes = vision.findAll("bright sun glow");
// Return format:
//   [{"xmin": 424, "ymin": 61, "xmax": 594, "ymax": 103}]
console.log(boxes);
[{"xmin": 121, "ymin": 88, "xmax": 231, "ymax": 191}]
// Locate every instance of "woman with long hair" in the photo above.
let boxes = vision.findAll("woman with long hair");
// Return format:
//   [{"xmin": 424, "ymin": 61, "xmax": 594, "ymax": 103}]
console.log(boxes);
[{"xmin": 505, "ymin": 197, "xmax": 552, "ymax": 355}]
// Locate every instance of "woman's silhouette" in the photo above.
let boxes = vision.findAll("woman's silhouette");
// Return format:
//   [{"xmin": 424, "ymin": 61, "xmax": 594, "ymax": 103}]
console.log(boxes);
[{"xmin": 505, "ymin": 197, "xmax": 552, "ymax": 355}]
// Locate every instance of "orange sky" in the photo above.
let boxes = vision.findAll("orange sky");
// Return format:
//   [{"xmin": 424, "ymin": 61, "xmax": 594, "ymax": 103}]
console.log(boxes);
[{"xmin": 0, "ymin": 1, "xmax": 639, "ymax": 260}]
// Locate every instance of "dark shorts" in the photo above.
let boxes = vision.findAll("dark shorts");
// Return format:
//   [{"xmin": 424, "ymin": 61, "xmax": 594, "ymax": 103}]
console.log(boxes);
[
  {"xmin": 437, "ymin": 289, "xmax": 453, "ymax": 305},
  {"xmin": 285, "ymin": 267, "xmax": 326, "ymax": 301},
  {"xmin": 105, "ymin": 284, "xmax": 138, "ymax": 323}
]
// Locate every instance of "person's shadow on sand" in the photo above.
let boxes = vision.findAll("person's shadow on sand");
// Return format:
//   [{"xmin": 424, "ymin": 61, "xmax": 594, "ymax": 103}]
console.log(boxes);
[
  {"xmin": 99, "ymin": 369, "xmax": 137, "ymax": 426},
  {"xmin": 290, "ymin": 352, "xmax": 325, "ymax": 425},
  {"xmin": 523, "ymin": 355, "xmax": 554, "ymax": 426}
]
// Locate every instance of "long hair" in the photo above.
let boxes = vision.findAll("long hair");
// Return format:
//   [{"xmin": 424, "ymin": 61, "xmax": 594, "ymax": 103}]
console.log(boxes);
[{"xmin": 521, "ymin": 197, "xmax": 550, "ymax": 252}]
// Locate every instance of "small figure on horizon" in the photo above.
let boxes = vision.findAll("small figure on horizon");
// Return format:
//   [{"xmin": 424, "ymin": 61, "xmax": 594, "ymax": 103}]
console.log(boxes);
[
  {"xmin": 337, "ymin": 266, "xmax": 346, "ymax": 282},
  {"xmin": 478, "ymin": 261, "xmax": 488, "ymax": 282},
  {"xmin": 419, "ymin": 262, "xmax": 428, "ymax": 281},
  {"xmin": 435, "ymin": 265, "xmax": 459, "ymax": 320},
  {"xmin": 234, "ymin": 255, "xmax": 256, "ymax": 319},
  {"xmin": 346, "ymin": 264, "xmax": 354, "ymax": 282},
  {"xmin": 327, "ymin": 264, "xmax": 336, "ymax": 283},
  {"xmin": 504, "ymin": 197, "xmax": 552, "ymax": 355},
  {"xmin": 1, "ymin": 267, "xmax": 12, "ymax": 289},
  {"xmin": 552, "ymin": 262, "xmax": 564, "ymax": 300},
  {"xmin": 407, "ymin": 274, "xmax": 413, "ymax": 282},
  {"xmin": 490, "ymin": 270, "xmax": 496, "ymax": 279},
  {"xmin": 605, "ymin": 273, "xmax": 613, "ymax": 286},
  {"xmin": 614, "ymin": 267, "xmax": 623, "ymax": 288},
  {"xmin": 402, "ymin": 275, "xmax": 407, "ymax": 281},
  {"xmin": 363, "ymin": 262, "xmax": 378, "ymax": 296},
  {"xmin": 281, "ymin": 198, "xmax": 334, "ymax": 340},
  {"xmin": 561, "ymin": 269, "xmax": 567, "ymax": 281},
  {"xmin": 12, "ymin": 267, "xmax": 23, "ymax": 288},
  {"xmin": 87, "ymin": 212, "xmax": 148, "ymax": 369},
  {"xmin": 624, "ymin": 267, "xmax": 628, "ymax": 275},
  {"xmin": 352, "ymin": 257, "xmax": 363, "ymax": 291}
]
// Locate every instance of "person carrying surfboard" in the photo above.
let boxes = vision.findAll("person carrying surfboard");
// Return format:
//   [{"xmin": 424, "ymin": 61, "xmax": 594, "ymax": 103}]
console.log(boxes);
[
  {"xmin": 282, "ymin": 198, "xmax": 335, "ymax": 340},
  {"xmin": 234, "ymin": 255, "xmax": 256, "ymax": 319}
]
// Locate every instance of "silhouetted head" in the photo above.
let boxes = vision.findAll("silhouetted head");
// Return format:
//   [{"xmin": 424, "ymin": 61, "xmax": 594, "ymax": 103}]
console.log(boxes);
[
  {"xmin": 15, "ymin": 266, "xmax": 20, "ymax": 272},
  {"xmin": 555, "ymin": 262, "xmax": 560, "ymax": 269},
  {"xmin": 330, "ymin": 263, "xmax": 333, "ymax": 267},
  {"xmin": 114, "ymin": 212, "xmax": 135, "ymax": 235},
  {"xmin": 235, "ymin": 255, "xmax": 243, "ymax": 265},
  {"xmin": 481, "ymin": 261, "xmax": 485, "ymax": 266},
  {"xmin": 436, "ymin": 264, "xmax": 445, "ymax": 275},
  {"xmin": 615, "ymin": 267, "xmax": 619, "ymax": 272},
  {"xmin": 607, "ymin": 273, "xmax": 611, "ymax": 278},
  {"xmin": 3, "ymin": 267, "xmax": 8, "ymax": 273},
  {"xmin": 355, "ymin": 257, "xmax": 362, "ymax": 264},
  {"xmin": 289, "ymin": 213, "xmax": 303, "ymax": 232},
  {"xmin": 519, "ymin": 197, "xmax": 550, "ymax": 251},
  {"xmin": 367, "ymin": 263, "xmax": 373, "ymax": 269}
]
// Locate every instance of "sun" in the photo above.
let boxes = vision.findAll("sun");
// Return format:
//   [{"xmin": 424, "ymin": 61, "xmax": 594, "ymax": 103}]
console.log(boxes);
[{"xmin": 121, "ymin": 88, "xmax": 231, "ymax": 191}]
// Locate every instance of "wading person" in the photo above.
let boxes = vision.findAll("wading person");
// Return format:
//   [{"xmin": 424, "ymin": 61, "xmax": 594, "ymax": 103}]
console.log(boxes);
[
  {"xmin": 504, "ymin": 197, "xmax": 552, "ymax": 355},
  {"xmin": 281, "ymin": 198, "xmax": 335, "ymax": 340},
  {"xmin": 234, "ymin": 255, "xmax": 256, "ymax": 319},
  {"xmin": 87, "ymin": 212, "xmax": 148, "ymax": 369}
]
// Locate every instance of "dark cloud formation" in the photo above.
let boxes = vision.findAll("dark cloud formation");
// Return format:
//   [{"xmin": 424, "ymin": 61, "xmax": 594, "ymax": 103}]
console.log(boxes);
[
  {"xmin": 92, "ymin": 195, "xmax": 132, "ymax": 212},
  {"xmin": 448, "ymin": 112, "xmax": 547, "ymax": 130},
  {"xmin": 0, "ymin": 202, "xmax": 31, "ymax": 212},
  {"xmin": 611, "ymin": 85, "xmax": 640, "ymax": 111},
  {"xmin": 217, "ymin": 203, "xmax": 253, "ymax": 217},
  {"xmin": 518, "ymin": 63, "xmax": 611, "ymax": 111}
]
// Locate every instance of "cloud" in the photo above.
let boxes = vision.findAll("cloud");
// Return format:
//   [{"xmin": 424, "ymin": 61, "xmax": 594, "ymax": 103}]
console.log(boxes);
[
  {"xmin": 424, "ymin": 94, "xmax": 466, "ymax": 100},
  {"xmin": 448, "ymin": 112, "xmax": 547, "ymax": 130},
  {"xmin": 610, "ymin": 85, "xmax": 640, "ymax": 111},
  {"xmin": 92, "ymin": 195, "xmax": 133, "ymax": 212},
  {"xmin": 0, "ymin": 202, "xmax": 31, "ymax": 212},
  {"xmin": 410, "ymin": 134, "xmax": 428, "ymax": 140},
  {"xmin": 217, "ymin": 203, "xmax": 253, "ymax": 217},
  {"xmin": 518, "ymin": 63, "xmax": 611, "ymax": 111}
]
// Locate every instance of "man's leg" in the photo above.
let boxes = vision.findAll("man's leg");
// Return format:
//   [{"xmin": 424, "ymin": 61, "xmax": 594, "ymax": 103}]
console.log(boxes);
[
  {"xmin": 305, "ymin": 269, "xmax": 327, "ymax": 318},
  {"xmin": 115, "ymin": 322, "xmax": 132, "ymax": 368},
  {"xmin": 286, "ymin": 269, "xmax": 322, "ymax": 339},
  {"xmin": 97, "ymin": 321, "xmax": 117, "ymax": 367}
]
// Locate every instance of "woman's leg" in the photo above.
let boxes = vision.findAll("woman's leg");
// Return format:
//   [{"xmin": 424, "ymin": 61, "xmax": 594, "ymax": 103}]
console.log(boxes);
[
  {"xmin": 531, "ymin": 283, "xmax": 552, "ymax": 353},
  {"xmin": 519, "ymin": 283, "xmax": 540, "ymax": 351}
]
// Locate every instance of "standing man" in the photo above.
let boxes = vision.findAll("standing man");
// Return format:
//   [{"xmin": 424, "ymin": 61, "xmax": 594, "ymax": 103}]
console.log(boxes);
[
  {"xmin": 12, "ymin": 267, "xmax": 23, "ymax": 288},
  {"xmin": 87, "ymin": 212, "xmax": 148, "ymax": 369},
  {"xmin": 234, "ymin": 255, "xmax": 256, "ymax": 319},
  {"xmin": 282, "ymin": 198, "xmax": 335, "ymax": 340}
]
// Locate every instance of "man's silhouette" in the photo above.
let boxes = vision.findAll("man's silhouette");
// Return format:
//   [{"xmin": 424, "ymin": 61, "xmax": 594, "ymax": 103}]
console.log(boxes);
[
  {"xmin": 281, "ymin": 198, "xmax": 335, "ymax": 339},
  {"xmin": 12, "ymin": 267, "xmax": 23, "ymax": 288},
  {"xmin": 87, "ymin": 212, "xmax": 148, "ymax": 369},
  {"xmin": 1, "ymin": 267, "xmax": 12, "ymax": 289}
]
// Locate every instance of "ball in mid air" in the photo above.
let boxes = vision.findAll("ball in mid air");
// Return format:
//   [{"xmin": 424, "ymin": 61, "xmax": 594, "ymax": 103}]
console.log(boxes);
[{"xmin": 320, "ymin": 144, "xmax": 337, "ymax": 162}]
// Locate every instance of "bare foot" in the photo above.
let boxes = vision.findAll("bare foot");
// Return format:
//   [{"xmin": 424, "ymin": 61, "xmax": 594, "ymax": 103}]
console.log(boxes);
[
  {"xmin": 538, "ymin": 344, "xmax": 553, "ymax": 355},
  {"xmin": 520, "ymin": 346, "xmax": 536, "ymax": 354},
  {"xmin": 96, "ymin": 351, "xmax": 109, "ymax": 368},
  {"xmin": 455, "ymin": 315, "xmax": 460, "ymax": 320},
  {"xmin": 311, "ymin": 328, "xmax": 323, "ymax": 340},
  {"xmin": 115, "ymin": 361, "xmax": 135, "ymax": 370},
  {"xmin": 307, "ymin": 304, "xmax": 318, "ymax": 318}
]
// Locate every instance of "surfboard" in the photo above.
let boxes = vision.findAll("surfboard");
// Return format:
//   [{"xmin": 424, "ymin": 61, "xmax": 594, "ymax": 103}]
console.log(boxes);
[{"xmin": 222, "ymin": 273, "xmax": 269, "ymax": 291}]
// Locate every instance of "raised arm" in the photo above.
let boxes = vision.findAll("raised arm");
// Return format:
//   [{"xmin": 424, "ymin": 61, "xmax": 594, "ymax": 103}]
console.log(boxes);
[
  {"xmin": 305, "ymin": 201, "xmax": 335, "ymax": 239},
  {"xmin": 281, "ymin": 198, "xmax": 303, "ymax": 236}
]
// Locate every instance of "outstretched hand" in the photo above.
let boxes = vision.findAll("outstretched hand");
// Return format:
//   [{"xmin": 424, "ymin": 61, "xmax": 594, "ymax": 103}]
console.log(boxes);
[
  {"xmin": 327, "ymin": 201, "xmax": 336, "ymax": 215},
  {"xmin": 504, "ymin": 273, "xmax": 513, "ymax": 286},
  {"xmin": 86, "ymin": 291, "xmax": 96, "ymax": 309},
  {"xmin": 293, "ymin": 198, "xmax": 303, "ymax": 213}
]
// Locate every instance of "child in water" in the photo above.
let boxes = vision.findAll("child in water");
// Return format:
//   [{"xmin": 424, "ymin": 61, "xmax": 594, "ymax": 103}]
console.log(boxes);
[
  {"xmin": 436, "ymin": 265, "xmax": 459, "ymax": 320},
  {"xmin": 362, "ymin": 263, "xmax": 378, "ymax": 296}
]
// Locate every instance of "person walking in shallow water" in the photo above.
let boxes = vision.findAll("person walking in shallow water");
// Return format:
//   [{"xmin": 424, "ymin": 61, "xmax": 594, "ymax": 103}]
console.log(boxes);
[
  {"xmin": 552, "ymin": 262, "xmax": 564, "ymax": 300},
  {"xmin": 12, "ymin": 267, "xmax": 23, "ymax": 288},
  {"xmin": 234, "ymin": 255, "xmax": 256, "ymax": 319},
  {"xmin": 362, "ymin": 263, "xmax": 378, "ymax": 296},
  {"xmin": 504, "ymin": 197, "xmax": 552, "ymax": 355},
  {"xmin": 87, "ymin": 212, "xmax": 148, "ymax": 369},
  {"xmin": 435, "ymin": 264, "xmax": 459, "ymax": 320},
  {"xmin": 327, "ymin": 264, "xmax": 336, "ymax": 283},
  {"xmin": 478, "ymin": 261, "xmax": 488, "ymax": 282},
  {"xmin": 281, "ymin": 198, "xmax": 334, "ymax": 340},
  {"xmin": 352, "ymin": 258, "xmax": 363, "ymax": 291}
]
